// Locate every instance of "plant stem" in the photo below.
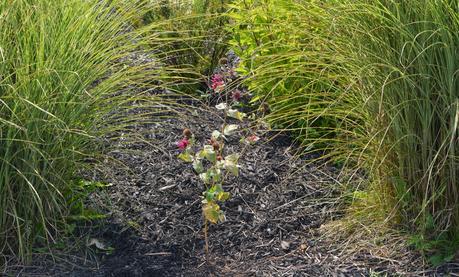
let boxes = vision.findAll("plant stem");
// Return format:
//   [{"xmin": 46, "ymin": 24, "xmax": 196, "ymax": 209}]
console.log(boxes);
[{"xmin": 204, "ymin": 219, "xmax": 209, "ymax": 261}]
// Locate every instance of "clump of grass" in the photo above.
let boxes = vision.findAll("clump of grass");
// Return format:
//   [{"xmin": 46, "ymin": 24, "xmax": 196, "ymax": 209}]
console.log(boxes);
[
  {"xmin": 350, "ymin": 0, "xmax": 459, "ymax": 260},
  {"xmin": 0, "ymin": 0, "xmax": 177, "ymax": 262},
  {"xmin": 229, "ymin": 0, "xmax": 459, "ymax": 261}
]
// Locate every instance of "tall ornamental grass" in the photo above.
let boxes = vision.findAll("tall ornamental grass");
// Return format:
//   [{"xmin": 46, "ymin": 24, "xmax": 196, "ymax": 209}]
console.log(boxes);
[
  {"xmin": 0, "ymin": 0, "xmax": 174, "ymax": 261},
  {"xmin": 229, "ymin": 0, "xmax": 459, "ymax": 258},
  {"xmin": 351, "ymin": 0, "xmax": 459, "ymax": 257}
]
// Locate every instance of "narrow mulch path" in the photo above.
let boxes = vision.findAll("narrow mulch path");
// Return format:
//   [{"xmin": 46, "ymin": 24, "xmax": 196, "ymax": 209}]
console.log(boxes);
[
  {"xmin": 8, "ymin": 101, "xmax": 435, "ymax": 277},
  {"xmin": 5, "ymin": 99, "xmax": 458, "ymax": 277},
  {"xmin": 64, "ymin": 102, "xmax": 455, "ymax": 277}
]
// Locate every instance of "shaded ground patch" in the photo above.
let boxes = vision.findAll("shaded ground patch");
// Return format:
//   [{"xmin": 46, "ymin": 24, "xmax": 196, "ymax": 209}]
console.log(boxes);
[{"xmin": 5, "ymin": 102, "xmax": 444, "ymax": 277}]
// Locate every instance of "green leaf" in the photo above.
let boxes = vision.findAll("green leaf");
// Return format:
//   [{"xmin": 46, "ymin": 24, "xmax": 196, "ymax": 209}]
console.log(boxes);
[
  {"xmin": 212, "ymin": 130, "xmax": 222, "ymax": 140},
  {"xmin": 199, "ymin": 171, "xmax": 212, "ymax": 184},
  {"xmin": 224, "ymin": 161, "xmax": 238, "ymax": 176},
  {"xmin": 205, "ymin": 183, "xmax": 229, "ymax": 202},
  {"xmin": 216, "ymin": 160, "xmax": 225, "ymax": 169},
  {"xmin": 204, "ymin": 185, "xmax": 217, "ymax": 201},
  {"xmin": 225, "ymin": 154, "xmax": 239, "ymax": 163},
  {"xmin": 224, "ymin": 160, "xmax": 239, "ymax": 177},
  {"xmin": 223, "ymin": 154, "xmax": 240, "ymax": 176},
  {"xmin": 212, "ymin": 168, "xmax": 222, "ymax": 183},
  {"xmin": 178, "ymin": 152, "xmax": 193, "ymax": 163},
  {"xmin": 223, "ymin": 124, "xmax": 239, "ymax": 136},
  {"xmin": 197, "ymin": 150, "xmax": 205, "ymax": 159},
  {"xmin": 202, "ymin": 145, "xmax": 216, "ymax": 163},
  {"xmin": 216, "ymin": 191, "xmax": 230, "ymax": 201},
  {"xmin": 204, "ymin": 190, "xmax": 215, "ymax": 202},
  {"xmin": 204, "ymin": 183, "xmax": 229, "ymax": 202},
  {"xmin": 200, "ymin": 168, "xmax": 221, "ymax": 184},
  {"xmin": 203, "ymin": 202, "xmax": 222, "ymax": 224},
  {"xmin": 193, "ymin": 159, "xmax": 204, "ymax": 173}
]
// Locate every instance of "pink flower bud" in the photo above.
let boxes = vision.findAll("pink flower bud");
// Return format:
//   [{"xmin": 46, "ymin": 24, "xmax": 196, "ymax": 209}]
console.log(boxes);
[
  {"xmin": 210, "ymin": 74, "xmax": 225, "ymax": 92},
  {"xmin": 176, "ymin": 138, "xmax": 189, "ymax": 150},
  {"xmin": 247, "ymin": 135, "xmax": 260, "ymax": 143},
  {"xmin": 212, "ymin": 74, "xmax": 223, "ymax": 82}
]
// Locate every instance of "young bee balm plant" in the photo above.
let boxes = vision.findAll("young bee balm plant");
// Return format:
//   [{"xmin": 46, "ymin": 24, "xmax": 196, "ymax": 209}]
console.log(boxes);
[
  {"xmin": 176, "ymin": 122, "xmax": 244, "ymax": 254},
  {"xmin": 177, "ymin": 127, "xmax": 239, "ymax": 224}
]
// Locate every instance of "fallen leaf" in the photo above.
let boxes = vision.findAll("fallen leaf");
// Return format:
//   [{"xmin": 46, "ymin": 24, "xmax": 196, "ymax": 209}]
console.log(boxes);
[
  {"xmin": 215, "ymin": 103, "xmax": 228, "ymax": 110},
  {"xmin": 281, "ymin": 241, "xmax": 290, "ymax": 250},
  {"xmin": 223, "ymin": 124, "xmax": 239, "ymax": 136},
  {"xmin": 87, "ymin": 238, "xmax": 112, "ymax": 251},
  {"xmin": 227, "ymin": 108, "xmax": 246, "ymax": 121}
]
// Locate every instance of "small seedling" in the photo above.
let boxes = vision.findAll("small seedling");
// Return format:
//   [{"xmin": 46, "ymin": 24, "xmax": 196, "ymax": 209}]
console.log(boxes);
[
  {"xmin": 176, "ymin": 107, "xmax": 260, "ymax": 259},
  {"xmin": 176, "ymin": 122, "xmax": 240, "ymax": 253}
]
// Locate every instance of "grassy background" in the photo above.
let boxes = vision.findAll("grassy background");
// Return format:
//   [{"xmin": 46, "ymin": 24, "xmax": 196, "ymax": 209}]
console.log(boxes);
[
  {"xmin": 2, "ymin": 0, "xmax": 457, "ymax": 267},
  {"xmin": 140, "ymin": 0, "xmax": 231, "ymax": 95}
]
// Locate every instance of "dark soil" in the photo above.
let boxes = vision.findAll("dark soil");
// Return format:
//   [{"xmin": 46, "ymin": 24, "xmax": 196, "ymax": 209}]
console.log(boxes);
[
  {"xmin": 83, "ymin": 105, "xmax": 352, "ymax": 276},
  {"xmin": 5, "ymin": 101, "xmax": 458, "ymax": 277}
]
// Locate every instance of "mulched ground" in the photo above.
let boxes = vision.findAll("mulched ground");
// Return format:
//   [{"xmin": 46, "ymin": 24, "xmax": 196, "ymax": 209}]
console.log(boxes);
[
  {"xmin": 5, "ymin": 101, "xmax": 458, "ymax": 277},
  {"xmin": 83, "ymin": 105, "xmax": 358, "ymax": 276}
]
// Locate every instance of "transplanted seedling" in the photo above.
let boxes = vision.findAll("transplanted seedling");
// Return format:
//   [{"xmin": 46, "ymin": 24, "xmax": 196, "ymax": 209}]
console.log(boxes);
[{"xmin": 176, "ymin": 101, "xmax": 260, "ymax": 257}]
